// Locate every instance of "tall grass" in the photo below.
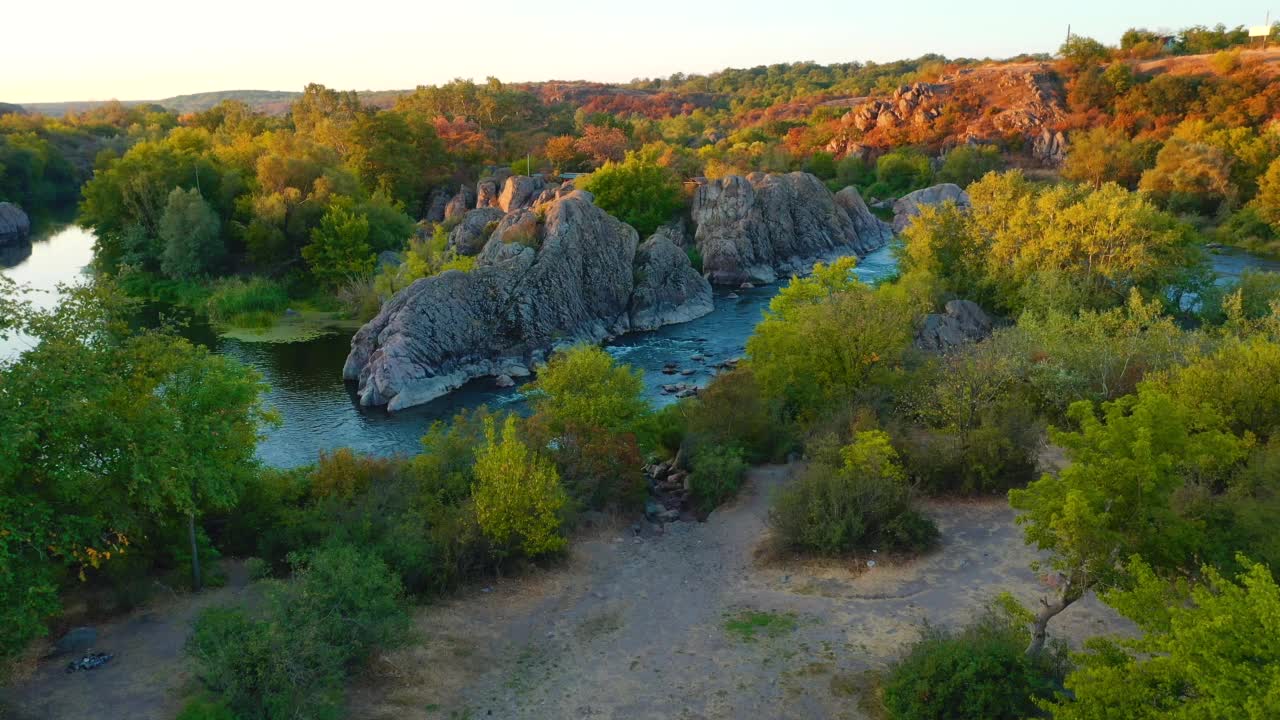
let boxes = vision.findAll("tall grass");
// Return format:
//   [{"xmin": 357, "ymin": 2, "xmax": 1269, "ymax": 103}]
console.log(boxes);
[{"xmin": 205, "ymin": 277, "xmax": 289, "ymax": 328}]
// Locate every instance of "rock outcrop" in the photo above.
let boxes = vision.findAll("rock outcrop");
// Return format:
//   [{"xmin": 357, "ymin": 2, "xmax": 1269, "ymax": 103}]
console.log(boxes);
[
  {"xmin": 914, "ymin": 299, "xmax": 993, "ymax": 352},
  {"xmin": 443, "ymin": 187, "xmax": 475, "ymax": 223},
  {"xmin": 1032, "ymin": 128, "xmax": 1068, "ymax": 166},
  {"xmin": 498, "ymin": 175, "xmax": 549, "ymax": 212},
  {"xmin": 690, "ymin": 172, "xmax": 889, "ymax": 286},
  {"xmin": 345, "ymin": 191, "xmax": 712, "ymax": 410},
  {"xmin": 834, "ymin": 186, "xmax": 894, "ymax": 249},
  {"xmin": 891, "ymin": 183, "xmax": 971, "ymax": 233},
  {"xmin": 424, "ymin": 187, "xmax": 451, "ymax": 223},
  {"xmin": 0, "ymin": 202, "xmax": 30, "ymax": 246},
  {"xmin": 629, "ymin": 228, "xmax": 714, "ymax": 331},
  {"xmin": 447, "ymin": 207, "xmax": 505, "ymax": 256}
]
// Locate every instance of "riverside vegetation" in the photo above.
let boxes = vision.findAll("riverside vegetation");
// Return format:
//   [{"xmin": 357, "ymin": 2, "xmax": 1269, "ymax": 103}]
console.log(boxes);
[{"xmin": 2, "ymin": 19, "xmax": 1280, "ymax": 720}]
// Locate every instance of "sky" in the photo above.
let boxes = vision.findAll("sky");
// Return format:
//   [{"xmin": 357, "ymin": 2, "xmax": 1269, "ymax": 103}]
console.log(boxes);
[{"xmin": 2, "ymin": 0, "xmax": 1272, "ymax": 103}]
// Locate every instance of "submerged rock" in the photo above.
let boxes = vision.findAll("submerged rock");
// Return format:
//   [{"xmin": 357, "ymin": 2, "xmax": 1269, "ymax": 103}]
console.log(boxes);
[
  {"xmin": 0, "ymin": 202, "xmax": 31, "ymax": 246},
  {"xmin": 891, "ymin": 183, "xmax": 970, "ymax": 233},
  {"xmin": 345, "ymin": 191, "xmax": 710, "ymax": 411},
  {"xmin": 690, "ymin": 172, "xmax": 888, "ymax": 286}
]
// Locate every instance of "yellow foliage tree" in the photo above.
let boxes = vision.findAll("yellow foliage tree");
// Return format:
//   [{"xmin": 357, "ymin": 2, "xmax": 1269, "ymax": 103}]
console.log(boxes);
[{"xmin": 472, "ymin": 416, "xmax": 567, "ymax": 558}]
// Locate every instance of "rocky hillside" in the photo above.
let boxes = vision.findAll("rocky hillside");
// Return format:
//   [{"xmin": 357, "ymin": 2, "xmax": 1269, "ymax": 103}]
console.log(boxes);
[{"xmin": 344, "ymin": 173, "xmax": 892, "ymax": 411}]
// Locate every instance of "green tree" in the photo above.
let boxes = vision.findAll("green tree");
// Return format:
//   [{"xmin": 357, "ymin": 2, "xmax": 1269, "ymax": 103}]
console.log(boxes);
[
  {"xmin": 1061, "ymin": 126, "xmax": 1150, "ymax": 188},
  {"xmin": 937, "ymin": 145, "xmax": 1003, "ymax": 187},
  {"xmin": 1059, "ymin": 35, "xmax": 1111, "ymax": 71},
  {"xmin": 874, "ymin": 148, "xmax": 933, "ymax": 195},
  {"xmin": 159, "ymin": 187, "xmax": 224, "ymax": 279},
  {"xmin": 577, "ymin": 155, "xmax": 684, "ymax": 237},
  {"xmin": 1007, "ymin": 388, "xmax": 1244, "ymax": 656},
  {"xmin": 1048, "ymin": 557, "xmax": 1280, "ymax": 719},
  {"xmin": 303, "ymin": 200, "xmax": 375, "ymax": 286},
  {"xmin": 1140, "ymin": 138, "xmax": 1237, "ymax": 215},
  {"xmin": 1254, "ymin": 156, "xmax": 1280, "ymax": 232},
  {"xmin": 472, "ymin": 416, "xmax": 567, "ymax": 558},
  {"xmin": 529, "ymin": 345, "xmax": 647, "ymax": 434}
]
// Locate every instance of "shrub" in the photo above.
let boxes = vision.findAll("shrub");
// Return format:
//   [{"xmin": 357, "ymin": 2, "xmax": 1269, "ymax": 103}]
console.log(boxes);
[
  {"xmin": 772, "ymin": 430, "xmax": 938, "ymax": 554},
  {"xmin": 175, "ymin": 697, "xmax": 237, "ymax": 720},
  {"xmin": 875, "ymin": 149, "xmax": 934, "ymax": 196},
  {"xmin": 685, "ymin": 367, "xmax": 792, "ymax": 463},
  {"xmin": 881, "ymin": 601, "xmax": 1069, "ymax": 720},
  {"xmin": 187, "ymin": 545, "xmax": 407, "ymax": 720},
  {"xmin": 205, "ymin": 277, "xmax": 289, "ymax": 327},
  {"xmin": 688, "ymin": 445, "xmax": 748, "ymax": 513},
  {"xmin": 577, "ymin": 155, "xmax": 685, "ymax": 236},
  {"xmin": 303, "ymin": 200, "xmax": 376, "ymax": 287},
  {"xmin": 159, "ymin": 187, "xmax": 223, "ymax": 279},
  {"xmin": 937, "ymin": 145, "xmax": 1003, "ymax": 187},
  {"xmin": 472, "ymin": 416, "xmax": 568, "ymax": 558}
]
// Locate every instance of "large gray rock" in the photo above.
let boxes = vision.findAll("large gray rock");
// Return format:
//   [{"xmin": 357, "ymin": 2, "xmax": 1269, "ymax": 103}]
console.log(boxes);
[
  {"xmin": 476, "ymin": 180, "xmax": 500, "ymax": 209},
  {"xmin": 834, "ymin": 186, "xmax": 894, "ymax": 249},
  {"xmin": 1032, "ymin": 128, "xmax": 1068, "ymax": 166},
  {"xmin": 346, "ymin": 192, "xmax": 644, "ymax": 411},
  {"xmin": 0, "ymin": 202, "xmax": 31, "ymax": 246},
  {"xmin": 891, "ymin": 183, "xmax": 970, "ymax": 233},
  {"xmin": 914, "ymin": 299, "xmax": 993, "ymax": 352},
  {"xmin": 443, "ymin": 186, "xmax": 476, "ymax": 223},
  {"xmin": 447, "ymin": 207, "xmax": 505, "ymax": 256},
  {"xmin": 690, "ymin": 172, "xmax": 889, "ymax": 286},
  {"xmin": 424, "ymin": 187, "xmax": 451, "ymax": 223},
  {"xmin": 629, "ymin": 228, "xmax": 714, "ymax": 331},
  {"xmin": 498, "ymin": 175, "xmax": 549, "ymax": 212}
]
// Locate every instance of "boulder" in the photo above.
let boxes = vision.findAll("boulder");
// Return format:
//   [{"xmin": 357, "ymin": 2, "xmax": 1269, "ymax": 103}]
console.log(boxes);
[
  {"xmin": 690, "ymin": 172, "xmax": 889, "ymax": 286},
  {"xmin": 1032, "ymin": 128, "xmax": 1068, "ymax": 166},
  {"xmin": 0, "ymin": 202, "xmax": 31, "ymax": 246},
  {"xmin": 628, "ymin": 227, "xmax": 714, "ymax": 331},
  {"xmin": 443, "ymin": 186, "xmax": 475, "ymax": 223},
  {"xmin": 345, "ymin": 191, "xmax": 641, "ymax": 411},
  {"xmin": 498, "ymin": 175, "xmax": 549, "ymax": 212},
  {"xmin": 447, "ymin": 207, "xmax": 505, "ymax": 256},
  {"xmin": 891, "ymin": 183, "xmax": 971, "ymax": 233},
  {"xmin": 476, "ymin": 180, "xmax": 500, "ymax": 209},
  {"xmin": 914, "ymin": 299, "xmax": 993, "ymax": 352},
  {"xmin": 834, "ymin": 186, "xmax": 894, "ymax": 249},
  {"xmin": 424, "ymin": 187, "xmax": 452, "ymax": 223}
]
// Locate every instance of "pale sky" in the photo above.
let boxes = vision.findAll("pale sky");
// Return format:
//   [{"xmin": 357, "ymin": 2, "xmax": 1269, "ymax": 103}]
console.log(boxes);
[{"xmin": 2, "ymin": 1, "xmax": 1271, "ymax": 103}]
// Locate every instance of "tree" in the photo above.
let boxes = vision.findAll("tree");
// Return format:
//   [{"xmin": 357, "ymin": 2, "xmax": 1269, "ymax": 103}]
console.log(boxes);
[
  {"xmin": 303, "ymin": 200, "xmax": 375, "ymax": 286},
  {"xmin": 874, "ymin": 148, "xmax": 934, "ymax": 195},
  {"xmin": 471, "ymin": 416, "xmax": 567, "ymax": 558},
  {"xmin": 159, "ymin": 187, "xmax": 223, "ymax": 279},
  {"xmin": 1254, "ymin": 156, "xmax": 1280, "ymax": 232},
  {"xmin": 529, "ymin": 345, "xmax": 646, "ymax": 434},
  {"xmin": 1048, "ymin": 557, "xmax": 1280, "ymax": 719},
  {"xmin": 937, "ymin": 145, "xmax": 1003, "ymax": 187},
  {"xmin": 1007, "ymin": 388, "xmax": 1244, "ymax": 656},
  {"xmin": 1061, "ymin": 126, "xmax": 1149, "ymax": 189},
  {"xmin": 1139, "ymin": 138, "xmax": 1237, "ymax": 215},
  {"xmin": 1059, "ymin": 35, "xmax": 1111, "ymax": 72},
  {"xmin": 574, "ymin": 125, "xmax": 628, "ymax": 167},
  {"xmin": 576, "ymin": 155, "xmax": 684, "ymax": 237},
  {"xmin": 544, "ymin": 135, "xmax": 585, "ymax": 173},
  {"xmin": 0, "ymin": 279, "xmax": 272, "ymax": 656}
]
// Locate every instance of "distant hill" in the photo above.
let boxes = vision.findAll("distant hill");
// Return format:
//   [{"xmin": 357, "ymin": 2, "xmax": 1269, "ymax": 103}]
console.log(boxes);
[
  {"xmin": 0, "ymin": 102, "xmax": 25, "ymax": 116},
  {"xmin": 15, "ymin": 90, "xmax": 302, "ymax": 118}
]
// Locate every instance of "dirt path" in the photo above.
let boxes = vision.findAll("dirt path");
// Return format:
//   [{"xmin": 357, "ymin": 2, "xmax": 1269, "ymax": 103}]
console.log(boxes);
[
  {"xmin": 1, "ymin": 564, "xmax": 256, "ymax": 720},
  {"xmin": 350, "ymin": 464, "xmax": 1126, "ymax": 720}
]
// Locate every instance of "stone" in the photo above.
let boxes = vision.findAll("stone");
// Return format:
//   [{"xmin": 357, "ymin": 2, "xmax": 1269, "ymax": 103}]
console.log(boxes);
[
  {"xmin": 1032, "ymin": 128, "xmax": 1068, "ymax": 166},
  {"xmin": 494, "ymin": 374, "xmax": 515, "ymax": 388},
  {"xmin": 447, "ymin": 207, "xmax": 505, "ymax": 256},
  {"xmin": 346, "ymin": 192, "xmax": 643, "ymax": 411},
  {"xmin": 628, "ymin": 227, "xmax": 714, "ymax": 331},
  {"xmin": 476, "ymin": 180, "xmax": 499, "ymax": 209},
  {"xmin": 498, "ymin": 175, "xmax": 550, "ymax": 212},
  {"xmin": 424, "ymin": 187, "xmax": 452, "ymax": 223},
  {"xmin": 914, "ymin": 299, "xmax": 994, "ymax": 352},
  {"xmin": 690, "ymin": 172, "xmax": 889, "ymax": 286},
  {"xmin": 443, "ymin": 186, "xmax": 476, "ymax": 223},
  {"xmin": 0, "ymin": 202, "xmax": 31, "ymax": 246},
  {"xmin": 891, "ymin": 183, "xmax": 971, "ymax": 233},
  {"xmin": 834, "ymin": 186, "xmax": 894, "ymax": 248}
]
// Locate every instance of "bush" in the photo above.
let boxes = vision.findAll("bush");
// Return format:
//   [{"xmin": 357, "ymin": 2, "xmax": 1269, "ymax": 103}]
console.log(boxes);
[
  {"xmin": 937, "ymin": 145, "xmax": 1003, "ymax": 187},
  {"xmin": 875, "ymin": 149, "xmax": 934, "ymax": 196},
  {"xmin": 577, "ymin": 155, "xmax": 685, "ymax": 236},
  {"xmin": 472, "ymin": 416, "xmax": 568, "ymax": 558},
  {"xmin": 881, "ymin": 602, "xmax": 1069, "ymax": 720},
  {"xmin": 685, "ymin": 367, "xmax": 792, "ymax": 463},
  {"xmin": 688, "ymin": 445, "xmax": 748, "ymax": 513},
  {"xmin": 205, "ymin": 277, "xmax": 289, "ymax": 327},
  {"xmin": 176, "ymin": 697, "xmax": 237, "ymax": 720},
  {"xmin": 187, "ymin": 545, "xmax": 407, "ymax": 720},
  {"xmin": 772, "ymin": 430, "xmax": 938, "ymax": 555}
]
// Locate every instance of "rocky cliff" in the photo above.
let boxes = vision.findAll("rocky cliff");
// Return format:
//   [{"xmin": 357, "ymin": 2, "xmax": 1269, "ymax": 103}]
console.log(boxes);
[
  {"xmin": 345, "ymin": 190, "xmax": 713, "ymax": 410},
  {"xmin": 691, "ymin": 173, "xmax": 889, "ymax": 285},
  {"xmin": 0, "ymin": 202, "xmax": 30, "ymax": 246},
  {"xmin": 892, "ymin": 183, "xmax": 971, "ymax": 233}
]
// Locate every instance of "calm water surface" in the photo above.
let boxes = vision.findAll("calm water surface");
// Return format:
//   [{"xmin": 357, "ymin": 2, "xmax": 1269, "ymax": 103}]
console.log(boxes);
[{"xmin": 2, "ymin": 225, "xmax": 1272, "ymax": 468}]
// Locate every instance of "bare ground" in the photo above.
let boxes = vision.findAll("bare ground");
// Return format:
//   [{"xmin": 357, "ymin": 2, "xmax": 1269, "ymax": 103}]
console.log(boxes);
[{"xmin": 349, "ymin": 465, "xmax": 1127, "ymax": 720}]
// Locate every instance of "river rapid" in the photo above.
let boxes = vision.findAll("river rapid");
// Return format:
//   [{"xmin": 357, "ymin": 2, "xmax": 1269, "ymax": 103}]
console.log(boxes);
[{"xmin": 4, "ymin": 224, "xmax": 1278, "ymax": 468}]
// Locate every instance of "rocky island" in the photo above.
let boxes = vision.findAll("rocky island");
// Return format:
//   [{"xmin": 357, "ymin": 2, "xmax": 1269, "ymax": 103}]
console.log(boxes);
[{"xmin": 344, "ymin": 172, "xmax": 892, "ymax": 410}]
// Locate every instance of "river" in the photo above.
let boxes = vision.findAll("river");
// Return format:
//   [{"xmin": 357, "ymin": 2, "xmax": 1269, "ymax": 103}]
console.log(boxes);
[{"xmin": 4, "ymin": 224, "xmax": 1277, "ymax": 468}]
